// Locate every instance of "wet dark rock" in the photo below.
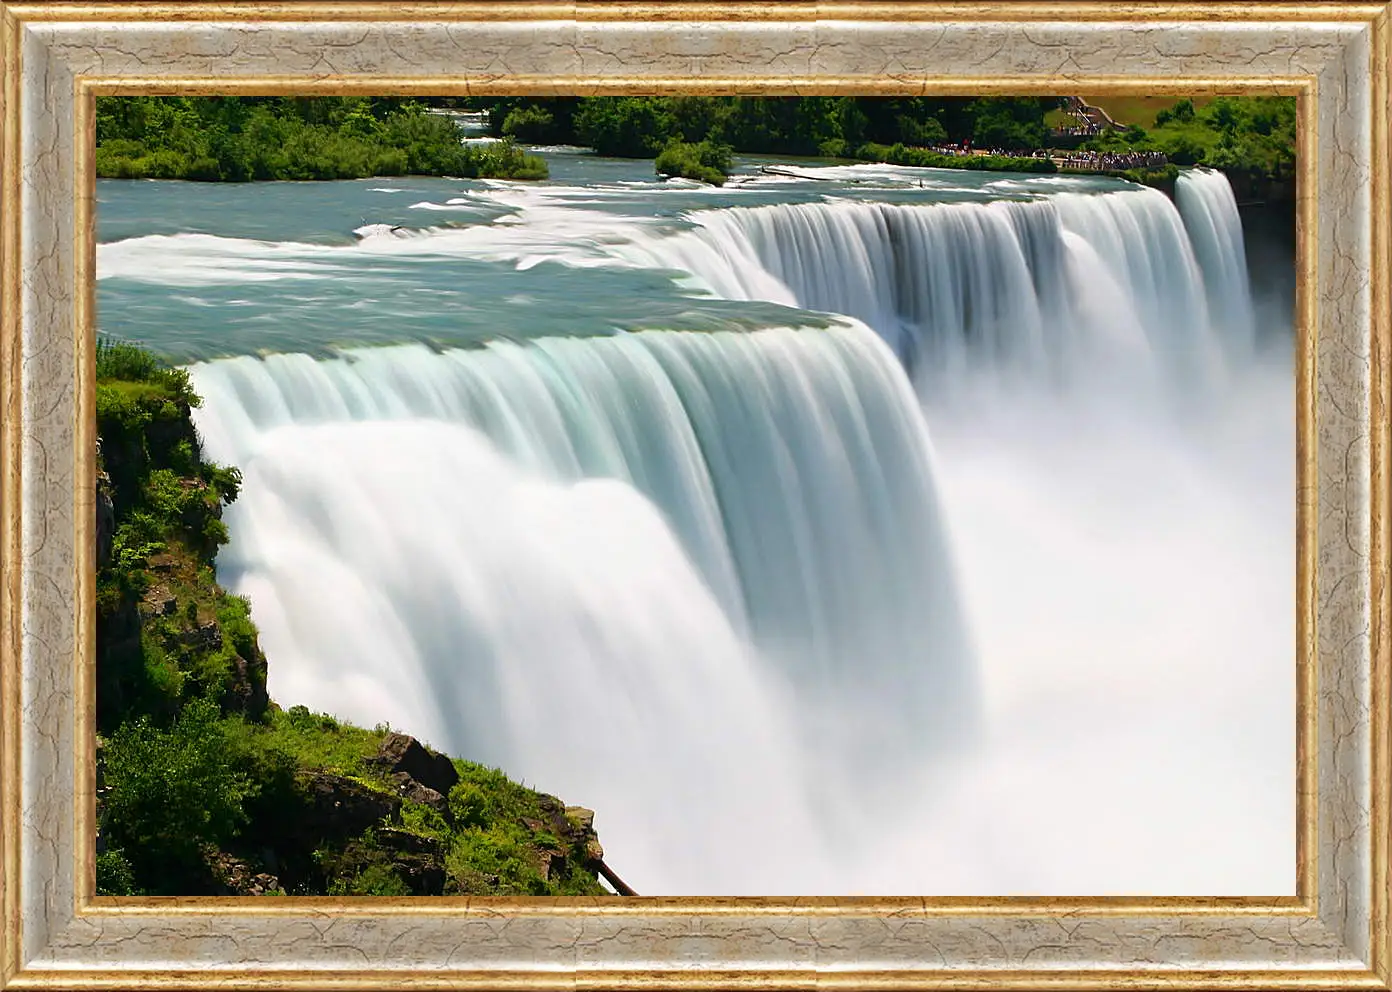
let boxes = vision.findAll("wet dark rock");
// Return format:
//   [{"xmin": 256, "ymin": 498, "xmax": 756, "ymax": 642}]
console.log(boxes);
[
  {"xmin": 181, "ymin": 619, "xmax": 221, "ymax": 650},
  {"xmin": 368, "ymin": 733, "xmax": 460, "ymax": 798},
  {"xmin": 297, "ymin": 770, "xmax": 401, "ymax": 842},
  {"xmin": 565, "ymin": 806, "xmax": 605, "ymax": 863},
  {"xmin": 389, "ymin": 772, "xmax": 449, "ymax": 815},
  {"xmin": 376, "ymin": 827, "xmax": 446, "ymax": 894},
  {"xmin": 209, "ymin": 852, "xmax": 285, "ymax": 896},
  {"xmin": 222, "ymin": 651, "xmax": 269, "ymax": 718}
]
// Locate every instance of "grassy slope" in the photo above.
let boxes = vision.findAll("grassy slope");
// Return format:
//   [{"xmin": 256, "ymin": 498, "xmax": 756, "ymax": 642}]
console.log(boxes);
[
  {"xmin": 94, "ymin": 339, "xmax": 607, "ymax": 898},
  {"xmin": 1078, "ymin": 95, "xmax": 1216, "ymax": 129}
]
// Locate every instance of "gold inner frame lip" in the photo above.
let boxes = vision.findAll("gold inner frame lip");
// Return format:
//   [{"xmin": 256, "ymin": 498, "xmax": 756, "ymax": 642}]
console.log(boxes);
[
  {"xmin": 78, "ymin": 76, "xmax": 1314, "ymax": 97},
  {"xmin": 69, "ymin": 71, "xmax": 1318, "ymax": 917},
  {"xmin": 6, "ymin": 1, "xmax": 1392, "ymax": 20},
  {"xmin": 1, "ymin": 3, "xmax": 24, "ymax": 988},
  {"xmin": 4, "ymin": 969, "xmax": 1391, "ymax": 992}
]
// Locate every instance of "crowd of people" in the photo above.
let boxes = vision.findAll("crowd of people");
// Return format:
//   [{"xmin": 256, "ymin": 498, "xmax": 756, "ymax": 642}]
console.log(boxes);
[
  {"xmin": 1053, "ymin": 149, "xmax": 1169, "ymax": 171},
  {"xmin": 923, "ymin": 142, "xmax": 1168, "ymax": 173}
]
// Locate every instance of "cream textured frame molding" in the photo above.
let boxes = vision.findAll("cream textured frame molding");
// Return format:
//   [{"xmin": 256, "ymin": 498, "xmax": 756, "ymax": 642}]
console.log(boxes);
[{"xmin": 0, "ymin": 2, "xmax": 1388, "ymax": 989}]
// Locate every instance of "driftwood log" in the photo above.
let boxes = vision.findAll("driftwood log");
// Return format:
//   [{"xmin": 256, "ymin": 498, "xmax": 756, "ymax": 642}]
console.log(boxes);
[{"xmin": 592, "ymin": 857, "xmax": 639, "ymax": 896}]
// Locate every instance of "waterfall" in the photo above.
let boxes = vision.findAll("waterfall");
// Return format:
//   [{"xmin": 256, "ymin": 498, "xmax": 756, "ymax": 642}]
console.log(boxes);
[
  {"xmin": 189, "ymin": 322, "xmax": 977, "ymax": 894},
  {"xmin": 621, "ymin": 178, "xmax": 1253, "ymax": 408},
  {"xmin": 1175, "ymin": 167, "xmax": 1257, "ymax": 357},
  {"xmin": 177, "ymin": 167, "xmax": 1291, "ymax": 895}
]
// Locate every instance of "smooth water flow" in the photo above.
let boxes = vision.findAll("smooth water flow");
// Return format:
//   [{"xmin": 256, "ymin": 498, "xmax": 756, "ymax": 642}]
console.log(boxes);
[
  {"xmin": 190, "ymin": 323, "xmax": 978, "ymax": 887},
  {"xmin": 643, "ymin": 189, "xmax": 1229, "ymax": 407},
  {"xmin": 99, "ymin": 159, "xmax": 1294, "ymax": 895}
]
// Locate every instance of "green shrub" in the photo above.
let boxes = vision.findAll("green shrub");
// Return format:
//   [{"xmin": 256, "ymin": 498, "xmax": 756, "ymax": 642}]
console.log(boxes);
[
  {"xmin": 330, "ymin": 863, "xmax": 412, "ymax": 897},
  {"xmin": 400, "ymin": 800, "xmax": 450, "ymax": 840},
  {"xmin": 654, "ymin": 138, "xmax": 732, "ymax": 185},
  {"xmin": 448, "ymin": 781, "xmax": 490, "ymax": 829},
  {"xmin": 817, "ymin": 138, "xmax": 850, "ymax": 159},
  {"xmin": 102, "ymin": 697, "xmax": 257, "ymax": 887},
  {"xmin": 140, "ymin": 633, "xmax": 185, "ymax": 703},
  {"xmin": 854, "ymin": 142, "xmax": 1056, "ymax": 174},
  {"xmin": 95, "ymin": 848, "xmax": 141, "ymax": 896},
  {"xmin": 470, "ymin": 140, "xmax": 550, "ymax": 181},
  {"xmin": 574, "ymin": 97, "xmax": 678, "ymax": 157},
  {"xmin": 95, "ymin": 337, "xmax": 197, "ymax": 413},
  {"xmin": 96, "ymin": 338, "xmax": 162, "ymax": 382},
  {"xmin": 501, "ymin": 106, "xmax": 556, "ymax": 144}
]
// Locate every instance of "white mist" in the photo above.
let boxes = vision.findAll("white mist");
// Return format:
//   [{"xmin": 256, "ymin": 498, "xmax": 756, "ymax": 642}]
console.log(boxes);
[{"xmin": 188, "ymin": 168, "xmax": 1293, "ymax": 895}]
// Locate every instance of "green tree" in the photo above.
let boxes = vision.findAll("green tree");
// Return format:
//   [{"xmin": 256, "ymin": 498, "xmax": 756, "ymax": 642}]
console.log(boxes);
[
  {"xmin": 1205, "ymin": 131, "xmax": 1260, "ymax": 170},
  {"xmin": 1202, "ymin": 98, "xmax": 1242, "ymax": 134},
  {"xmin": 102, "ymin": 697, "xmax": 257, "ymax": 887},
  {"xmin": 965, "ymin": 97, "xmax": 1052, "ymax": 150},
  {"xmin": 96, "ymin": 96, "xmax": 548, "ymax": 182},
  {"xmin": 1161, "ymin": 134, "xmax": 1205, "ymax": 166},
  {"xmin": 1155, "ymin": 98, "xmax": 1197, "ymax": 126},
  {"xmin": 501, "ymin": 106, "xmax": 557, "ymax": 144},
  {"xmin": 898, "ymin": 114, "xmax": 947, "ymax": 147},
  {"xmin": 573, "ymin": 97, "xmax": 677, "ymax": 157},
  {"xmin": 654, "ymin": 138, "xmax": 733, "ymax": 184}
]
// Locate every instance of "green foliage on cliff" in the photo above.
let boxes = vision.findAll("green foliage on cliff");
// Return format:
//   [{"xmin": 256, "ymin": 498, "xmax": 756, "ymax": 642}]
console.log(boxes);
[
  {"xmin": 95, "ymin": 337, "xmax": 252, "ymax": 727},
  {"xmin": 94, "ymin": 339, "xmax": 609, "ymax": 899},
  {"xmin": 440, "ymin": 763, "xmax": 608, "ymax": 896},
  {"xmin": 95, "ymin": 96, "xmax": 548, "ymax": 181},
  {"xmin": 103, "ymin": 697, "xmax": 258, "ymax": 884}
]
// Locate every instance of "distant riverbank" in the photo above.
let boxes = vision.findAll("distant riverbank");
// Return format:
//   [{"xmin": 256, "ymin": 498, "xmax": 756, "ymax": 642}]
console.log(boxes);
[
  {"xmin": 96, "ymin": 96, "xmax": 548, "ymax": 182},
  {"xmin": 460, "ymin": 94, "xmax": 1296, "ymax": 190}
]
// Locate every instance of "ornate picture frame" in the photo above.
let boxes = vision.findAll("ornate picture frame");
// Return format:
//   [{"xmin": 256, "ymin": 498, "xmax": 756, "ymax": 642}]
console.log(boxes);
[{"xmin": 1, "ymin": 2, "xmax": 1388, "ymax": 988}]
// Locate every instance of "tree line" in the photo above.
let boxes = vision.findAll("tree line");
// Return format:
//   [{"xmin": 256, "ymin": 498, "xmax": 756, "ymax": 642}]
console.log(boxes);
[
  {"xmin": 443, "ymin": 94, "xmax": 1296, "ymax": 188},
  {"xmin": 466, "ymin": 95, "xmax": 1059, "ymax": 160},
  {"xmin": 95, "ymin": 96, "xmax": 548, "ymax": 181},
  {"xmin": 93, "ymin": 94, "xmax": 1296, "ymax": 189}
]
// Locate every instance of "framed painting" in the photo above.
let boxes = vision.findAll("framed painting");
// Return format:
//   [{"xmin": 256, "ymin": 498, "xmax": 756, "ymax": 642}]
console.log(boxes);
[{"xmin": 1, "ymin": 1, "xmax": 1389, "ymax": 989}]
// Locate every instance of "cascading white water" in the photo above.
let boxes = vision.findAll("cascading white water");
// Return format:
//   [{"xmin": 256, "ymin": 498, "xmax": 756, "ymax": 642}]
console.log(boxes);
[
  {"xmin": 1175, "ymin": 167, "xmax": 1257, "ymax": 357},
  {"xmin": 608, "ymin": 170, "xmax": 1292, "ymax": 896},
  {"xmin": 184, "ymin": 168, "xmax": 1293, "ymax": 895},
  {"xmin": 190, "ymin": 322, "xmax": 978, "ymax": 892},
  {"xmin": 630, "ymin": 186, "xmax": 1240, "ymax": 410}
]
